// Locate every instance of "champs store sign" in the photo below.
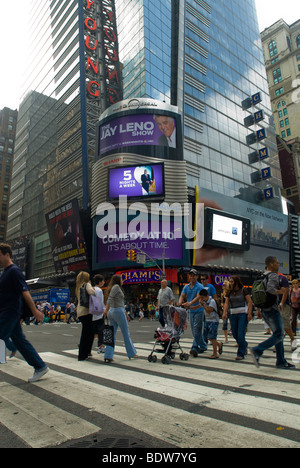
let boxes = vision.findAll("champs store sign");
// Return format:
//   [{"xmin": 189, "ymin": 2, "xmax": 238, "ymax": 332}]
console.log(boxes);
[
  {"xmin": 116, "ymin": 269, "xmax": 178, "ymax": 285},
  {"xmin": 83, "ymin": 0, "xmax": 123, "ymax": 106}
]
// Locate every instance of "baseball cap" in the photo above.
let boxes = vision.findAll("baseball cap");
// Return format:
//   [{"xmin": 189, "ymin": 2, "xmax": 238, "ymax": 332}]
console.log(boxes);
[{"xmin": 189, "ymin": 269, "xmax": 199, "ymax": 275}]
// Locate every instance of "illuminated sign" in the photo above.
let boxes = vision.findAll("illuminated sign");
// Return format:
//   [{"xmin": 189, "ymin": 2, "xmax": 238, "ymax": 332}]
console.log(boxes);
[
  {"xmin": 116, "ymin": 269, "xmax": 178, "ymax": 284},
  {"xmin": 83, "ymin": 0, "xmax": 122, "ymax": 106},
  {"xmin": 108, "ymin": 163, "xmax": 165, "ymax": 200}
]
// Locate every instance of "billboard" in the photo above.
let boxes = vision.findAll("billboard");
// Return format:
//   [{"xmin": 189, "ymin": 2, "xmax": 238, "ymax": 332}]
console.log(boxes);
[
  {"xmin": 93, "ymin": 211, "xmax": 189, "ymax": 270},
  {"xmin": 99, "ymin": 114, "xmax": 177, "ymax": 156},
  {"xmin": 96, "ymin": 99, "xmax": 183, "ymax": 161},
  {"xmin": 45, "ymin": 199, "xmax": 89, "ymax": 274},
  {"xmin": 108, "ymin": 163, "xmax": 165, "ymax": 200},
  {"xmin": 194, "ymin": 188, "xmax": 289, "ymax": 273}
]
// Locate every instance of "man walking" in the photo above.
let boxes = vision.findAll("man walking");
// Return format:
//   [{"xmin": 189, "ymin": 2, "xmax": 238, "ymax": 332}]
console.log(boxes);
[
  {"xmin": 250, "ymin": 256, "xmax": 295, "ymax": 370},
  {"xmin": 0, "ymin": 243, "xmax": 49, "ymax": 381},
  {"xmin": 179, "ymin": 269, "xmax": 206, "ymax": 357}
]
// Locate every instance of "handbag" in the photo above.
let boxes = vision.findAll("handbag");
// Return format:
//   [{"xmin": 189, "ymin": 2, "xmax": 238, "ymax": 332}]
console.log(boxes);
[
  {"xmin": 80, "ymin": 283, "xmax": 89, "ymax": 308},
  {"xmin": 89, "ymin": 293, "xmax": 105, "ymax": 316},
  {"xmin": 102, "ymin": 319, "xmax": 114, "ymax": 348}
]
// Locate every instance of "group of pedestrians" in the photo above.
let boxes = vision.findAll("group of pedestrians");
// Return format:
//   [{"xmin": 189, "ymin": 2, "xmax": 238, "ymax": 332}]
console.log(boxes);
[
  {"xmin": 0, "ymin": 240, "xmax": 298, "ymax": 384},
  {"xmin": 76, "ymin": 271, "xmax": 137, "ymax": 363},
  {"xmin": 179, "ymin": 258, "xmax": 296, "ymax": 370}
]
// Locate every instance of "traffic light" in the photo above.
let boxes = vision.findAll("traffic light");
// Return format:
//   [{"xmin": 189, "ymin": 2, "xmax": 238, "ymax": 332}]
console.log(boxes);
[{"xmin": 126, "ymin": 250, "xmax": 137, "ymax": 261}]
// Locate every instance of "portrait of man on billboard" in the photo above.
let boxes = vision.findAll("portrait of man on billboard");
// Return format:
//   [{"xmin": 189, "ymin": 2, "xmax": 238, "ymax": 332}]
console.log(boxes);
[{"xmin": 154, "ymin": 115, "xmax": 177, "ymax": 148}]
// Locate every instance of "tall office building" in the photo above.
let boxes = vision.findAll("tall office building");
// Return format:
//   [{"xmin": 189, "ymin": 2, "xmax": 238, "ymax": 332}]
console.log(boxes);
[
  {"xmin": 8, "ymin": 0, "xmax": 123, "ymax": 277},
  {"xmin": 261, "ymin": 19, "xmax": 300, "ymax": 213},
  {"xmin": 114, "ymin": 0, "xmax": 283, "ymax": 209},
  {"xmin": 0, "ymin": 107, "xmax": 18, "ymax": 241},
  {"xmin": 8, "ymin": 0, "xmax": 290, "ymax": 279}
]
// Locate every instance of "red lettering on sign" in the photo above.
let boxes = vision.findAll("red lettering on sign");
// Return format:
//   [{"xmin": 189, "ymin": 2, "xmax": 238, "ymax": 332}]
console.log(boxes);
[
  {"xmin": 87, "ymin": 81, "xmax": 100, "ymax": 97},
  {"xmin": 105, "ymin": 47, "xmax": 118, "ymax": 61},
  {"xmin": 104, "ymin": 27, "xmax": 117, "ymax": 42},
  {"xmin": 86, "ymin": 0, "xmax": 95, "ymax": 9},
  {"xmin": 86, "ymin": 57, "xmax": 99, "ymax": 74},
  {"xmin": 85, "ymin": 17, "xmax": 97, "ymax": 30},
  {"xmin": 106, "ymin": 67, "xmax": 119, "ymax": 83},
  {"xmin": 107, "ymin": 88, "xmax": 121, "ymax": 104},
  {"xmin": 85, "ymin": 35, "xmax": 98, "ymax": 51}
]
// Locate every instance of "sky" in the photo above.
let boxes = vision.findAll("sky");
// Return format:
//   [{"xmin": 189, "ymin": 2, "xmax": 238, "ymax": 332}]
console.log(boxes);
[{"xmin": 0, "ymin": 0, "xmax": 298, "ymax": 111}]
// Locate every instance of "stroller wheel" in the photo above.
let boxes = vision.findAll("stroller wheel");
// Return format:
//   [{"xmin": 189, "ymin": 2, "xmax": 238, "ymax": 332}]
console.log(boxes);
[
  {"xmin": 180, "ymin": 353, "xmax": 189, "ymax": 361},
  {"xmin": 162, "ymin": 355, "xmax": 171, "ymax": 365},
  {"xmin": 148, "ymin": 354, "xmax": 157, "ymax": 363}
]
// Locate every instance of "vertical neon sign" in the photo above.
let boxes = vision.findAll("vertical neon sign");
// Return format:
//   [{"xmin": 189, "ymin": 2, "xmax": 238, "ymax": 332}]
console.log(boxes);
[{"xmin": 83, "ymin": 0, "xmax": 123, "ymax": 107}]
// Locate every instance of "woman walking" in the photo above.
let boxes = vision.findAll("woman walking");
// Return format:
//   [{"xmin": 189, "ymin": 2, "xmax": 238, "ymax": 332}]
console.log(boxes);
[
  {"xmin": 223, "ymin": 276, "xmax": 253, "ymax": 360},
  {"xmin": 290, "ymin": 279, "xmax": 300, "ymax": 335},
  {"xmin": 76, "ymin": 271, "xmax": 95, "ymax": 361},
  {"xmin": 104, "ymin": 275, "xmax": 137, "ymax": 363}
]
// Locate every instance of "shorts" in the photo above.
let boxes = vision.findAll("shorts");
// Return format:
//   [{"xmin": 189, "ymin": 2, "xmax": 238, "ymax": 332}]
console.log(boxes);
[
  {"xmin": 204, "ymin": 321, "xmax": 219, "ymax": 341},
  {"xmin": 280, "ymin": 304, "xmax": 291, "ymax": 329}
]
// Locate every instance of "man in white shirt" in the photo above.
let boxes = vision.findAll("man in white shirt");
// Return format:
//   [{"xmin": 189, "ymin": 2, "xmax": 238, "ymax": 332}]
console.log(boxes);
[{"xmin": 157, "ymin": 279, "xmax": 175, "ymax": 327}]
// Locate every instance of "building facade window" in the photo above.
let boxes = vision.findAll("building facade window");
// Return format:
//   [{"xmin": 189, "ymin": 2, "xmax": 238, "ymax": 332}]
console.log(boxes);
[
  {"xmin": 275, "ymin": 87, "xmax": 284, "ymax": 96},
  {"xmin": 269, "ymin": 40, "xmax": 278, "ymax": 57},
  {"xmin": 273, "ymin": 67, "xmax": 282, "ymax": 85},
  {"xmin": 297, "ymin": 35, "xmax": 300, "ymax": 48}
]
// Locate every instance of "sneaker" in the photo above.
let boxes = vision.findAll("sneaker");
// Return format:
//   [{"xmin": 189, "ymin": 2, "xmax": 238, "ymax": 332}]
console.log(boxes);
[
  {"xmin": 28, "ymin": 366, "xmax": 49, "ymax": 383},
  {"xmin": 250, "ymin": 348, "xmax": 260, "ymax": 368},
  {"xmin": 276, "ymin": 362, "xmax": 296, "ymax": 370}
]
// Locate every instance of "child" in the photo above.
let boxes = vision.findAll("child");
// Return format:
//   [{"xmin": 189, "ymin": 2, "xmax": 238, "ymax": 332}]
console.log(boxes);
[{"xmin": 199, "ymin": 289, "xmax": 223, "ymax": 359}]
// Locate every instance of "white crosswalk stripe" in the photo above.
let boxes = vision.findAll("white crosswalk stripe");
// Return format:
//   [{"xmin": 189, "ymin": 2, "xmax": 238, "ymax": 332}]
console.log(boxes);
[{"xmin": 0, "ymin": 330, "xmax": 299, "ymax": 448}]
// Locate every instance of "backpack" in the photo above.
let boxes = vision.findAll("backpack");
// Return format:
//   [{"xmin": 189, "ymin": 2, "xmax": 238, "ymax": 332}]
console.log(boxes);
[
  {"xmin": 251, "ymin": 273, "xmax": 277, "ymax": 309},
  {"xmin": 89, "ymin": 292, "xmax": 105, "ymax": 316},
  {"xmin": 80, "ymin": 283, "xmax": 89, "ymax": 308}
]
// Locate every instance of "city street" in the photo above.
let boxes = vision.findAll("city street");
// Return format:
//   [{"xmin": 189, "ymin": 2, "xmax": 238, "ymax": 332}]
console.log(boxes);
[{"xmin": 0, "ymin": 318, "xmax": 299, "ymax": 449}]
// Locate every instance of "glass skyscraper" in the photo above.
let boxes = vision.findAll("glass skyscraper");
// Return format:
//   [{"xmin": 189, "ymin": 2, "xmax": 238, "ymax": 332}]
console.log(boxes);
[
  {"xmin": 115, "ymin": 0, "xmax": 282, "ymax": 208},
  {"xmin": 8, "ymin": 0, "xmax": 286, "ymax": 278}
]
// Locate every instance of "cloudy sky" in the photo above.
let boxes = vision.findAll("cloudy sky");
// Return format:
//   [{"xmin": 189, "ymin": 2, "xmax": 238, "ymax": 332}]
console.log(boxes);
[{"xmin": 0, "ymin": 0, "xmax": 298, "ymax": 110}]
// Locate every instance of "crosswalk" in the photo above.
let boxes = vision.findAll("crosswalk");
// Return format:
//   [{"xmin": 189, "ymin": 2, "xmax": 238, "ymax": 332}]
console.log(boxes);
[{"xmin": 0, "ymin": 330, "xmax": 300, "ymax": 448}]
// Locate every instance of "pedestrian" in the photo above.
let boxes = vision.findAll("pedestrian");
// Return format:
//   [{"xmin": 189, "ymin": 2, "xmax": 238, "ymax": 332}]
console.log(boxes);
[
  {"xmin": 223, "ymin": 276, "xmax": 252, "ymax": 361},
  {"xmin": 104, "ymin": 275, "xmax": 137, "ymax": 363},
  {"xmin": 67, "ymin": 301, "xmax": 78, "ymax": 323},
  {"xmin": 278, "ymin": 274, "xmax": 296, "ymax": 351},
  {"xmin": 138, "ymin": 303, "xmax": 145, "ymax": 321},
  {"xmin": 290, "ymin": 279, "xmax": 300, "ymax": 336},
  {"xmin": 200, "ymin": 274, "xmax": 217, "ymax": 300},
  {"xmin": 157, "ymin": 279, "xmax": 175, "ymax": 327},
  {"xmin": 221, "ymin": 280, "xmax": 230, "ymax": 343},
  {"xmin": 75, "ymin": 271, "xmax": 95, "ymax": 361},
  {"xmin": 250, "ymin": 256, "xmax": 295, "ymax": 369},
  {"xmin": 199, "ymin": 289, "xmax": 223, "ymax": 359},
  {"xmin": 0, "ymin": 243, "xmax": 49, "ymax": 382},
  {"xmin": 179, "ymin": 269, "xmax": 207, "ymax": 357},
  {"xmin": 92, "ymin": 274, "xmax": 106, "ymax": 353}
]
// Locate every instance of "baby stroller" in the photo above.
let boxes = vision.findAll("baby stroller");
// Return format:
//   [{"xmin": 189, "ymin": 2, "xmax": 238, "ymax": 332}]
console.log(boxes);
[{"xmin": 148, "ymin": 305, "xmax": 189, "ymax": 364}]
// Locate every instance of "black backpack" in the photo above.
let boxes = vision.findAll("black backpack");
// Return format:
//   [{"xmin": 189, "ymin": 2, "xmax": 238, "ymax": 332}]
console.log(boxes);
[{"xmin": 252, "ymin": 273, "xmax": 277, "ymax": 309}]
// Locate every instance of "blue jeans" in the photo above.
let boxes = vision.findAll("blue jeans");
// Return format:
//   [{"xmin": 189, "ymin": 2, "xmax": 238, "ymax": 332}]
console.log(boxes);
[
  {"xmin": 230, "ymin": 313, "xmax": 248, "ymax": 358},
  {"xmin": 0, "ymin": 316, "xmax": 46, "ymax": 370},
  {"xmin": 105, "ymin": 307, "xmax": 136, "ymax": 360},
  {"xmin": 190, "ymin": 310, "xmax": 207, "ymax": 353},
  {"xmin": 252, "ymin": 308, "xmax": 286, "ymax": 366}
]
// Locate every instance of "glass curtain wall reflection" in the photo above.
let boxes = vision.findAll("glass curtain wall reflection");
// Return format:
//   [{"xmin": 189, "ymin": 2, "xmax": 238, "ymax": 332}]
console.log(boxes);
[{"xmin": 115, "ymin": 0, "xmax": 282, "ymax": 211}]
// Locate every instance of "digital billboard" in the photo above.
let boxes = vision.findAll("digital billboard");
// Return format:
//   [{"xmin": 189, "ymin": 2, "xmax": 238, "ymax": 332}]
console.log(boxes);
[
  {"xmin": 96, "ymin": 99, "xmax": 183, "ymax": 161},
  {"xmin": 108, "ymin": 163, "xmax": 165, "ymax": 200},
  {"xmin": 93, "ymin": 212, "xmax": 189, "ymax": 270},
  {"xmin": 99, "ymin": 113, "xmax": 177, "ymax": 156}
]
